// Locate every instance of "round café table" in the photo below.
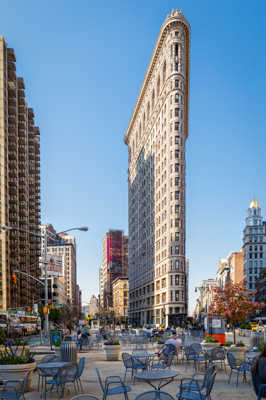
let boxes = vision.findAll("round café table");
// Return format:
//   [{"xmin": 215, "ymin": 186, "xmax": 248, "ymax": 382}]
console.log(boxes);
[
  {"xmin": 37, "ymin": 361, "xmax": 73, "ymax": 399},
  {"xmin": 135, "ymin": 369, "xmax": 179, "ymax": 390}
]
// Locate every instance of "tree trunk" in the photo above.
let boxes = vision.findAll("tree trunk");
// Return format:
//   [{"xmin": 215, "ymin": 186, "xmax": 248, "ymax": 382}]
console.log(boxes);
[{"xmin": 233, "ymin": 327, "xmax": 236, "ymax": 344}]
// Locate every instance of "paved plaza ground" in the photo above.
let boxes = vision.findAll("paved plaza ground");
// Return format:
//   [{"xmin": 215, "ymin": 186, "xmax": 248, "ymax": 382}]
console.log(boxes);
[{"xmin": 25, "ymin": 342, "xmax": 257, "ymax": 400}]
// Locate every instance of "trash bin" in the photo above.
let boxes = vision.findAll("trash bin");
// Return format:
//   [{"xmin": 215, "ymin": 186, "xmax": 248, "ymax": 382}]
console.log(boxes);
[{"xmin": 60, "ymin": 341, "xmax": 77, "ymax": 364}]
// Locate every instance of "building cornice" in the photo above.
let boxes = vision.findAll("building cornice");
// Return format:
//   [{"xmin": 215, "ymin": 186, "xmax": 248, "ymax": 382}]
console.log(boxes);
[{"xmin": 124, "ymin": 10, "xmax": 190, "ymax": 145}]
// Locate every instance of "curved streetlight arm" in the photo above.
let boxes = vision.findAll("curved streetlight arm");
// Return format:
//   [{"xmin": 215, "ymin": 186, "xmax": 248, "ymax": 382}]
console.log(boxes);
[{"xmin": 57, "ymin": 227, "xmax": 89, "ymax": 235}]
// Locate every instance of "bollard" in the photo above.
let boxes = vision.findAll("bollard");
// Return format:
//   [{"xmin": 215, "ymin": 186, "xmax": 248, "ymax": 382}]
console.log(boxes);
[{"xmin": 60, "ymin": 341, "xmax": 77, "ymax": 364}]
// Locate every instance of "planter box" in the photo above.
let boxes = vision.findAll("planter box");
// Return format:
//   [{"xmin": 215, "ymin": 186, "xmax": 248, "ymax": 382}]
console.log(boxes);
[
  {"xmin": 201, "ymin": 341, "xmax": 219, "ymax": 350},
  {"xmin": 228, "ymin": 346, "xmax": 246, "ymax": 360},
  {"xmin": 103, "ymin": 345, "xmax": 121, "ymax": 361},
  {"xmin": 0, "ymin": 345, "xmax": 30, "ymax": 357},
  {"xmin": 0, "ymin": 362, "xmax": 36, "ymax": 391}
]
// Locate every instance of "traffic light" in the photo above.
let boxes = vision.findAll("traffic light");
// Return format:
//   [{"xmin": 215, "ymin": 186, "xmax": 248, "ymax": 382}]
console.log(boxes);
[
  {"xmin": 43, "ymin": 306, "xmax": 48, "ymax": 314},
  {"xmin": 11, "ymin": 273, "xmax": 16, "ymax": 285}
]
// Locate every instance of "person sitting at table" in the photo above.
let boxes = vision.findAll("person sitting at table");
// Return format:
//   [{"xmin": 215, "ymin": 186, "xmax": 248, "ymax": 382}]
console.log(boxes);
[
  {"xmin": 253, "ymin": 343, "xmax": 266, "ymax": 383},
  {"xmin": 157, "ymin": 332, "xmax": 182, "ymax": 361}
]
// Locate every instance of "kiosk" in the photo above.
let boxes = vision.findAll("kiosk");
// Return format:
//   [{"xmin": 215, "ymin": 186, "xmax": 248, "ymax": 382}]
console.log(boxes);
[{"xmin": 204, "ymin": 317, "xmax": 225, "ymax": 344}]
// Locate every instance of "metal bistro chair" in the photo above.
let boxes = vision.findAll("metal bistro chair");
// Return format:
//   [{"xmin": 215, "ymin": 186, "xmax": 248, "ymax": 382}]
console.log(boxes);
[
  {"xmin": 45, "ymin": 364, "xmax": 78, "ymax": 398},
  {"xmin": 227, "ymin": 351, "xmax": 250, "ymax": 386},
  {"xmin": 179, "ymin": 365, "xmax": 215, "ymax": 397},
  {"xmin": 55, "ymin": 357, "xmax": 86, "ymax": 396},
  {"xmin": 36, "ymin": 354, "xmax": 61, "ymax": 390},
  {"xmin": 135, "ymin": 390, "xmax": 175, "ymax": 400},
  {"xmin": 95, "ymin": 368, "xmax": 131, "ymax": 400},
  {"xmin": 0, "ymin": 370, "xmax": 31, "ymax": 400},
  {"xmin": 206, "ymin": 347, "xmax": 226, "ymax": 371},
  {"xmin": 184, "ymin": 346, "xmax": 206, "ymax": 372},
  {"xmin": 177, "ymin": 370, "xmax": 216, "ymax": 400},
  {"xmin": 151, "ymin": 352, "xmax": 175, "ymax": 370}
]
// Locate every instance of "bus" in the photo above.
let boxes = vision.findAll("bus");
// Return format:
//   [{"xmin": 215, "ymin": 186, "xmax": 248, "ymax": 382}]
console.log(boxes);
[{"xmin": 0, "ymin": 313, "xmax": 40, "ymax": 336}]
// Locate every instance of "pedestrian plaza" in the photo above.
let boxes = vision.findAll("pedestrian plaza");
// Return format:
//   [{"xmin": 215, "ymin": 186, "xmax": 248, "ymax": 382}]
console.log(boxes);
[{"xmin": 17, "ymin": 331, "xmax": 258, "ymax": 399}]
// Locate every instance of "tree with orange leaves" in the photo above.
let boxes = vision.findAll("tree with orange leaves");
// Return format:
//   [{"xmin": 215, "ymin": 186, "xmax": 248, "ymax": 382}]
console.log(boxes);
[{"xmin": 208, "ymin": 280, "xmax": 264, "ymax": 343}]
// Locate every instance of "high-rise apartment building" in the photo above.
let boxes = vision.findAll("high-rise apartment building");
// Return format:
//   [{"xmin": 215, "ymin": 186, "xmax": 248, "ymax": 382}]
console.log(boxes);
[
  {"xmin": 124, "ymin": 10, "xmax": 190, "ymax": 326},
  {"xmin": 243, "ymin": 200, "xmax": 266, "ymax": 291},
  {"xmin": 40, "ymin": 224, "xmax": 77, "ymax": 311},
  {"xmin": 0, "ymin": 37, "xmax": 41, "ymax": 310},
  {"xmin": 99, "ymin": 230, "xmax": 128, "ymax": 309}
]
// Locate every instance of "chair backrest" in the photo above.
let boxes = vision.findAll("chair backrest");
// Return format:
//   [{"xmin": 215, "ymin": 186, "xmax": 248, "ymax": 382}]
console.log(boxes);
[
  {"xmin": 134, "ymin": 390, "xmax": 175, "ymax": 400},
  {"xmin": 69, "ymin": 395, "xmax": 99, "ymax": 400},
  {"xmin": 77, "ymin": 357, "xmax": 86, "ymax": 379},
  {"xmin": 21, "ymin": 371, "xmax": 31, "ymax": 395},
  {"xmin": 190, "ymin": 343, "xmax": 203, "ymax": 355},
  {"xmin": 201, "ymin": 364, "xmax": 215, "ymax": 389},
  {"xmin": 209, "ymin": 347, "xmax": 225, "ymax": 361},
  {"xmin": 227, "ymin": 351, "xmax": 237, "ymax": 368},
  {"xmin": 205, "ymin": 371, "xmax": 216, "ymax": 397},
  {"xmin": 122, "ymin": 352, "xmax": 133, "ymax": 368},
  {"xmin": 95, "ymin": 368, "xmax": 105, "ymax": 393}
]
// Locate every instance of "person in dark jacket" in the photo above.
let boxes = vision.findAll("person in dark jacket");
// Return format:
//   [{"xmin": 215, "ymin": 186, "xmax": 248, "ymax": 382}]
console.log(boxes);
[{"xmin": 253, "ymin": 344, "xmax": 266, "ymax": 383}]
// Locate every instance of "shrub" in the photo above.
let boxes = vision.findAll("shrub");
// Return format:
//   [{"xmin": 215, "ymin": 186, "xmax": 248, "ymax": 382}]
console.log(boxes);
[
  {"xmin": 204, "ymin": 335, "xmax": 219, "ymax": 343},
  {"xmin": 104, "ymin": 339, "xmax": 120, "ymax": 345}
]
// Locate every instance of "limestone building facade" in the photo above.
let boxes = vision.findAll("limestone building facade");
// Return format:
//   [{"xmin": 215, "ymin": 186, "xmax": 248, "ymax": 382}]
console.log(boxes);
[
  {"xmin": 124, "ymin": 10, "xmax": 190, "ymax": 326},
  {"xmin": 243, "ymin": 200, "xmax": 266, "ymax": 291},
  {"xmin": 112, "ymin": 277, "xmax": 128, "ymax": 320},
  {"xmin": 0, "ymin": 37, "xmax": 41, "ymax": 310}
]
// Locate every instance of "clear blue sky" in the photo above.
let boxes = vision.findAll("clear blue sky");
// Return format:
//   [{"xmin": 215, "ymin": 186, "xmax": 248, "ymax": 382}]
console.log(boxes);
[{"xmin": 1, "ymin": 1, "xmax": 266, "ymax": 312}]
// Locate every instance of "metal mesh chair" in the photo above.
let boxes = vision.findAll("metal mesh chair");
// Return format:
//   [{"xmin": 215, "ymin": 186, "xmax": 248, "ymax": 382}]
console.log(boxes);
[
  {"xmin": 151, "ymin": 353, "xmax": 175, "ymax": 370},
  {"xmin": 0, "ymin": 370, "xmax": 31, "ymax": 400},
  {"xmin": 206, "ymin": 347, "xmax": 226, "ymax": 371},
  {"xmin": 37, "ymin": 354, "xmax": 61, "ymax": 390},
  {"xmin": 95, "ymin": 368, "xmax": 131, "ymax": 400},
  {"xmin": 177, "ymin": 370, "xmax": 216, "ymax": 400},
  {"xmin": 135, "ymin": 390, "xmax": 175, "ymax": 400},
  {"xmin": 179, "ymin": 364, "xmax": 215, "ymax": 395},
  {"xmin": 227, "ymin": 351, "xmax": 250, "ymax": 386}
]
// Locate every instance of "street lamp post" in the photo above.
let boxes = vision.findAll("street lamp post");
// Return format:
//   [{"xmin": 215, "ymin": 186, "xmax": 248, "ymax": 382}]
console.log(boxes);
[{"xmin": 0, "ymin": 224, "xmax": 88, "ymax": 341}]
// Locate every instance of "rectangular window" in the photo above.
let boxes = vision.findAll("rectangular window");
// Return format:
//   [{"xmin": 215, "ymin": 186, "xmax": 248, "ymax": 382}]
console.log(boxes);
[
  {"xmin": 175, "ymin": 136, "xmax": 179, "ymax": 144},
  {"xmin": 175, "ymin": 177, "xmax": 179, "ymax": 186},
  {"xmin": 175, "ymin": 190, "xmax": 179, "ymax": 199},
  {"xmin": 175, "ymin": 108, "xmax": 179, "ymax": 117},
  {"xmin": 170, "ymin": 275, "xmax": 173, "ymax": 286},
  {"xmin": 175, "ymin": 122, "xmax": 179, "ymax": 131},
  {"xmin": 175, "ymin": 94, "xmax": 179, "ymax": 103},
  {"xmin": 175, "ymin": 150, "xmax": 179, "ymax": 158},
  {"xmin": 175, "ymin": 290, "xmax": 179, "ymax": 301},
  {"xmin": 175, "ymin": 164, "xmax": 179, "ymax": 172},
  {"xmin": 175, "ymin": 204, "xmax": 179, "ymax": 213},
  {"xmin": 175, "ymin": 63, "xmax": 178, "ymax": 72},
  {"xmin": 175, "ymin": 44, "xmax": 179, "ymax": 56},
  {"xmin": 175, "ymin": 79, "xmax": 179, "ymax": 88},
  {"xmin": 175, "ymin": 232, "xmax": 179, "ymax": 241}
]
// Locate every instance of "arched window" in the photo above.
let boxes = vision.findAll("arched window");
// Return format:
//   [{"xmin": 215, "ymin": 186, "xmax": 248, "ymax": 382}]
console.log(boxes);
[
  {"xmin": 152, "ymin": 90, "xmax": 155, "ymax": 109},
  {"xmin": 163, "ymin": 61, "xmax": 166, "ymax": 83},
  {"xmin": 143, "ymin": 112, "xmax": 146, "ymax": 128},
  {"xmin": 157, "ymin": 75, "xmax": 160, "ymax": 98}
]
